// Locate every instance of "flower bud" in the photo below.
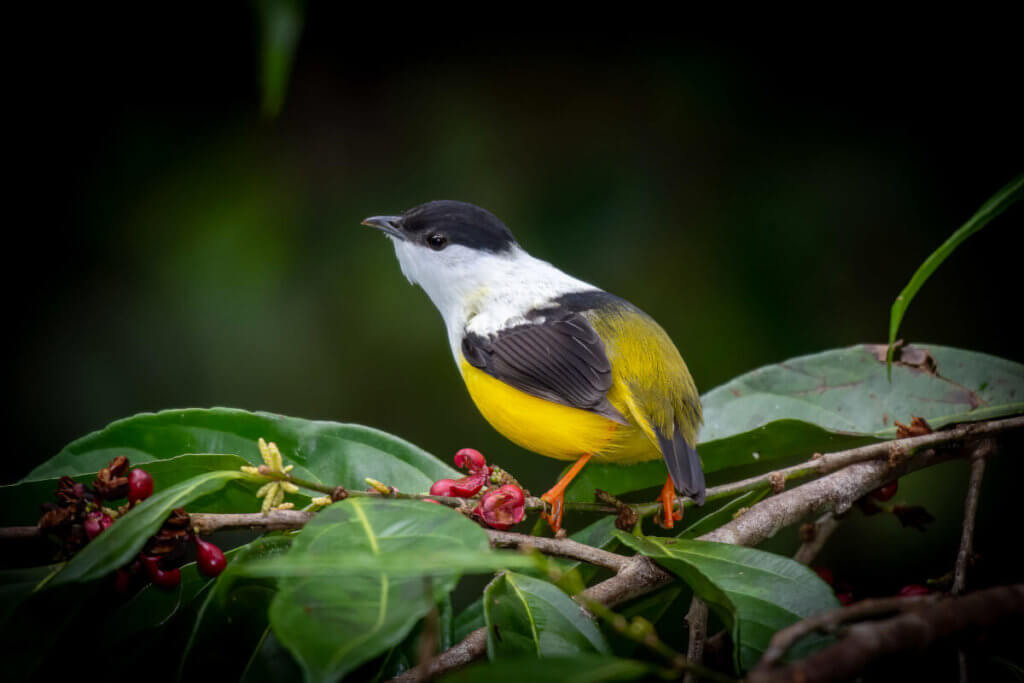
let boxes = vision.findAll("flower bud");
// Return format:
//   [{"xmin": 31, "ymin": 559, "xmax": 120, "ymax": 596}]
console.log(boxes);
[
  {"xmin": 472, "ymin": 484, "xmax": 526, "ymax": 530},
  {"xmin": 449, "ymin": 473, "xmax": 488, "ymax": 497},
  {"xmin": 194, "ymin": 537, "xmax": 227, "ymax": 577},
  {"xmin": 128, "ymin": 468, "xmax": 155, "ymax": 503},
  {"xmin": 454, "ymin": 448, "xmax": 488, "ymax": 473},
  {"xmin": 429, "ymin": 479, "xmax": 458, "ymax": 496}
]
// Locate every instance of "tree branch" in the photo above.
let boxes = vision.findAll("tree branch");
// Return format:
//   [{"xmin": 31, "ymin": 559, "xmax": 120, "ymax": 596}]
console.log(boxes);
[
  {"xmin": 747, "ymin": 584, "xmax": 1024, "ymax": 683},
  {"xmin": 486, "ymin": 530, "xmax": 629, "ymax": 572},
  {"xmin": 793, "ymin": 513, "xmax": 841, "ymax": 565},
  {"xmin": 393, "ymin": 416, "xmax": 1022, "ymax": 681},
  {"xmin": 683, "ymin": 597, "xmax": 709, "ymax": 683}
]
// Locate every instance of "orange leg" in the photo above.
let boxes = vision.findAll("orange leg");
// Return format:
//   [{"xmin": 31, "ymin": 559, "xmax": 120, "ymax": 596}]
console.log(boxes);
[
  {"xmin": 540, "ymin": 454, "xmax": 593, "ymax": 533},
  {"xmin": 657, "ymin": 475, "xmax": 683, "ymax": 529}
]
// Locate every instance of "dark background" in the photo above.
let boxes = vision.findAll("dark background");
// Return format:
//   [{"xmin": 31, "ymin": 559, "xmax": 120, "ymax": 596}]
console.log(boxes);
[{"xmin": 8, "ymin": 6, "xmax": 1022, "ymax": 603}]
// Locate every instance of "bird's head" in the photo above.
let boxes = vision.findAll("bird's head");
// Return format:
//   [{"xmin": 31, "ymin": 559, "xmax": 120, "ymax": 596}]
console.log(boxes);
[{"xmin": 362, "ymin": 200, "xmax": 521, "ymax": 311}]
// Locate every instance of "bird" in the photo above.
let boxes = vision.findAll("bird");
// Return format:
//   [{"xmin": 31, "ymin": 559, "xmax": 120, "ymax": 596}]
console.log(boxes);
[{"xmin": 362, "ymin": 200, "xmax": 704, "ymax": 531}]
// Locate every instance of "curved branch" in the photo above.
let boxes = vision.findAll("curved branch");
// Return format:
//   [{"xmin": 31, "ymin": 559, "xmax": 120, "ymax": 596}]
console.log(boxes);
[
  {"xmin": 393, "ymin": 416, "xmax": 1022, "ymax": 682},
  {"xmin": 747, "ymin": 584, "xmax": 1024, "ymax": 683}
]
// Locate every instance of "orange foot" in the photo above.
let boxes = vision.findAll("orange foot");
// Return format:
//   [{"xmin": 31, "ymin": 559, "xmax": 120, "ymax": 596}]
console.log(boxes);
[
  {"xmin": 540, "ymin": 454, "xmax": 592, "ymax": 533},
  {"xmin": 656, "ymin": 475, "xmax": 683, "ymax": 529}
]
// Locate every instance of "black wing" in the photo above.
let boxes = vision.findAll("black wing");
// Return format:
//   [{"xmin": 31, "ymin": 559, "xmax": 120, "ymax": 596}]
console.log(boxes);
[{"xmin": 461, "ymin": 310, "xmax": 629, "ymax": 425}]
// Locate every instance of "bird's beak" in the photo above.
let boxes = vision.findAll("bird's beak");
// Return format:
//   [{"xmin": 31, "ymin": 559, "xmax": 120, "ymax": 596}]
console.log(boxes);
[{"xmin": 361, "ymin": 215, "xmax": 405, "ymax": 240}]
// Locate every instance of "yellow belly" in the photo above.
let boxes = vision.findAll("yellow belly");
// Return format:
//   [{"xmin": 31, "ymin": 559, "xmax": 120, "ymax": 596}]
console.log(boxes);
[{"xmin": 459, "ymin": 359, "xmax": 659, "ymax": 463}]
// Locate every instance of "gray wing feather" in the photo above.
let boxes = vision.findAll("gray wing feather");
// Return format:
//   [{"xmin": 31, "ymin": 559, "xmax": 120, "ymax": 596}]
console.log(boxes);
[{"xmin": 461, "ymin": 312, "xmax": 628, "ymax": 425}]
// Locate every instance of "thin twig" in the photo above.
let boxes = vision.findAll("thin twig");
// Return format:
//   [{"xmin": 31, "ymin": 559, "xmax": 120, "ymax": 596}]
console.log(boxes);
[
  {"xmin": 793, "ymin": 513, "xmax": 841, "ymax": 565},
  {"xmin": 952, "ymin": 439, "xmax": 993, "ymax": 683},
  {"xmin": 487, "ymin": 530, "xmax": 629, "ymax": 572},
  {"xmin": 953, "ymin": 439, "xmax": 993, "ymax": 595},
  {"xmin": 683, "ymin": 597, "xmax": 709, "ymax": 683},
  {"xmin": 579, "ymin": 595, "xmax": 736, "ymax": 683}
]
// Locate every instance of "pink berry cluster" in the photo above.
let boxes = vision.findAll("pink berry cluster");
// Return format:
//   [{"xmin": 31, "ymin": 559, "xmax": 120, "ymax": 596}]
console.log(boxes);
[
  {"xmin": 118, "ymin": 532, "xmax": 227, "ymax": 591},
  {"xmin": 38, "ymin": 456, "xmax": 158, "ymax": 557},
  {"xmin": 36, "ymin": 455, "xmax": 227, "ymax": 591},
  {"xmin": 428, "ymin": 448, "xmax": 526, "ymax": 530}
]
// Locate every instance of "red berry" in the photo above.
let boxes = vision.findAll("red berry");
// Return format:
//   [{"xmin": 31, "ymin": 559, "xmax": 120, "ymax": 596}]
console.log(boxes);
[
  {"xmin": 813, "ymin": 567, "xmax": 834, "ymax": 586},
  {"xmin": 454, "ymin": 448, "xmax": 488, "ymax": 473},
  {"xmin": 898, "ymin": 584, "xmax": 930, "ymax": 597},
  {"xmin": 836, "ymin": 592, "xmax": 855, "ymax": 605},
  {"xmin": 472, "ymin": 485, "xmax": 526, "ymax": 530},
  {"xmin": 872, "ymin": 481, "xmax": 898, "ymax": 502},
  {"xmin": 140, "ymin": 554, "xmax": 181, "ymax": 588},
  {"xmin": 194, "ymin": 537, "xmax": 227, "ymax": 577},
  {"xmin": 429, "ymin": 479, "xmax": 458, "ymax": 496},
  {"xmin": 128, "ymin": 468, "xmax": 155, "ymax": 503},
  {"xmin": 84, "ymin": 511, "xmax": 113, "ymax": 540},
  {"xmin": 114, "ymin": 568, "xmax": 134, "ymax": 593}
]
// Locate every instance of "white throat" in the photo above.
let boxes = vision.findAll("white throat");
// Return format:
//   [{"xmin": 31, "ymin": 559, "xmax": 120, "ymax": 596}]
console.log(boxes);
[{"xmin": 389, "ymin": 240, "xmax": 598, "ymax": 360}]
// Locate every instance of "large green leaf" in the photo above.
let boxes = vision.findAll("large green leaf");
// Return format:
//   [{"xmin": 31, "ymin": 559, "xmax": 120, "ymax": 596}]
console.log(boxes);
[
  {"xmin": 887, "ymin": 174, "xmax": 1023, "ymax": 376},
  {"xmin": 25, "ymin": 407, "xmax": 458, "ymax": 494},
  {"xmin": 1, "ymin": 453, "xmax": 257, "ymax": 526},
  {"xmin": 180, "ymin": 536, "xmax": 295, "ymax": 682},
  {"xmin": 614, "ymin": 533, "xmax": 838, "ymax": 671},
  {"xmin": 484, "ymin": 571, "xmax": 610, "ymax": 659},
  {"xmin": 104, "ymin": 543, "xmax": 250, "ymax": 643},
  {"xmin": 268, "ymin": 499, "xmax": 489, "ymax": 683},
  {"xmin": 0, "ymin": 564, "xmax": 61, "ymax": 623},
  {"xmin": 602, "ymin": 585, "xmax": 683, "ymax": 658},
  {"xmin": 49, "ymin": 470, "xmax": 247, "ymax": 586},
  {"xmin": 565, "ymin": 344, "xmax": 1024, "ymax": 502},
  {"xmin": 440, "ymin": 655, "xmax": 653, "ymax": 683}
]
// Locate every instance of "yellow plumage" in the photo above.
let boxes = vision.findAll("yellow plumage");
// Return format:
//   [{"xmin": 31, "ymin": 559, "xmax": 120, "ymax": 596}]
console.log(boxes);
[{"xmin": 459, "ymin": 304, "xmax": 701, "ymax": 464}]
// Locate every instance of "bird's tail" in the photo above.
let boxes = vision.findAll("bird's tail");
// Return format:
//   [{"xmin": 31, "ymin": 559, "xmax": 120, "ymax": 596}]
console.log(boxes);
[{"xmin": 657, "ymin": 418, "xmax": 706, "ymax": 505}]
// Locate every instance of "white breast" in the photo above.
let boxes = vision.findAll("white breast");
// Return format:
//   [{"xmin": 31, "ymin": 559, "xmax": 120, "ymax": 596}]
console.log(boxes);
[{"xmin": 390, "ymin": 239, "xmax": 599, "ymax": 363}]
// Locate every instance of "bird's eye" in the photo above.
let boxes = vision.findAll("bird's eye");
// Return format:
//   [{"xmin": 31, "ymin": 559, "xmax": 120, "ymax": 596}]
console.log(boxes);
[{"xmin": 427, "ymin": 233, "xmax": 448, "ymax": 250}]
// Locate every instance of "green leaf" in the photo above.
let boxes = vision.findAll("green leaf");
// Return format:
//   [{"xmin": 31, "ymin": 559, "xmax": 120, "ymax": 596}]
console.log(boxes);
[
  {"xmin": 25, "ymin": 407, "xmax": 458, "ymax": 495},
  {"xmin": 104, "ymin": 544, "xmax": 250, "ymax": 642},
  {"xmin": 268, "ymin": 499, "xmax": 489, "ymax": 683},
  {"xmin": 454, "ymin": 597, "xmax": 486, "ymax": 642},
  {"xmin": 677, "ymin": 489, "xmax": 768, "ymax": 539},
  {"xmin": 49, "ymin": 470, "xmax": 247, "ymax": 587},
  {"xmin": 255, "ymin": 0, "xmax": 304, "ymax": 118},
  {"xmin": 0, "ymin": 581, "xmax": 95, "ymax": 683},
  {"xmin": 484, "ymin": 571, "xmax": 610, "ymax": 659},
  {"xmin": 614, "ymin": 533, "xmax": 838, "ymax": 671},
  {"xmin": 241, "ymin": 630, "xmax": 304, "ymax": 683},
  {"xmin": 1, "ymin": 453, "xmax": 256, "ymax": 525},
  {"xmin": 440, "ymin": 655, "xmax": 653, "ymax": 683},
  {"xmin": 181, "ymin": 536, "xmax": 295, "ymax": 682},
  {"xmin": 887, "ymin": 174, "xmax": 1024, "ymax": 377},
  {"xmin": 602, "ymin": 585, "xmax": 682, "ymax": 657},
  {"xmin": 565, "ymin": 344, "xmax": 1024, "ymax": 503},
  {"xmin": 0, "ymin": 564, "xmax": 61, "ymax": 623}
]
